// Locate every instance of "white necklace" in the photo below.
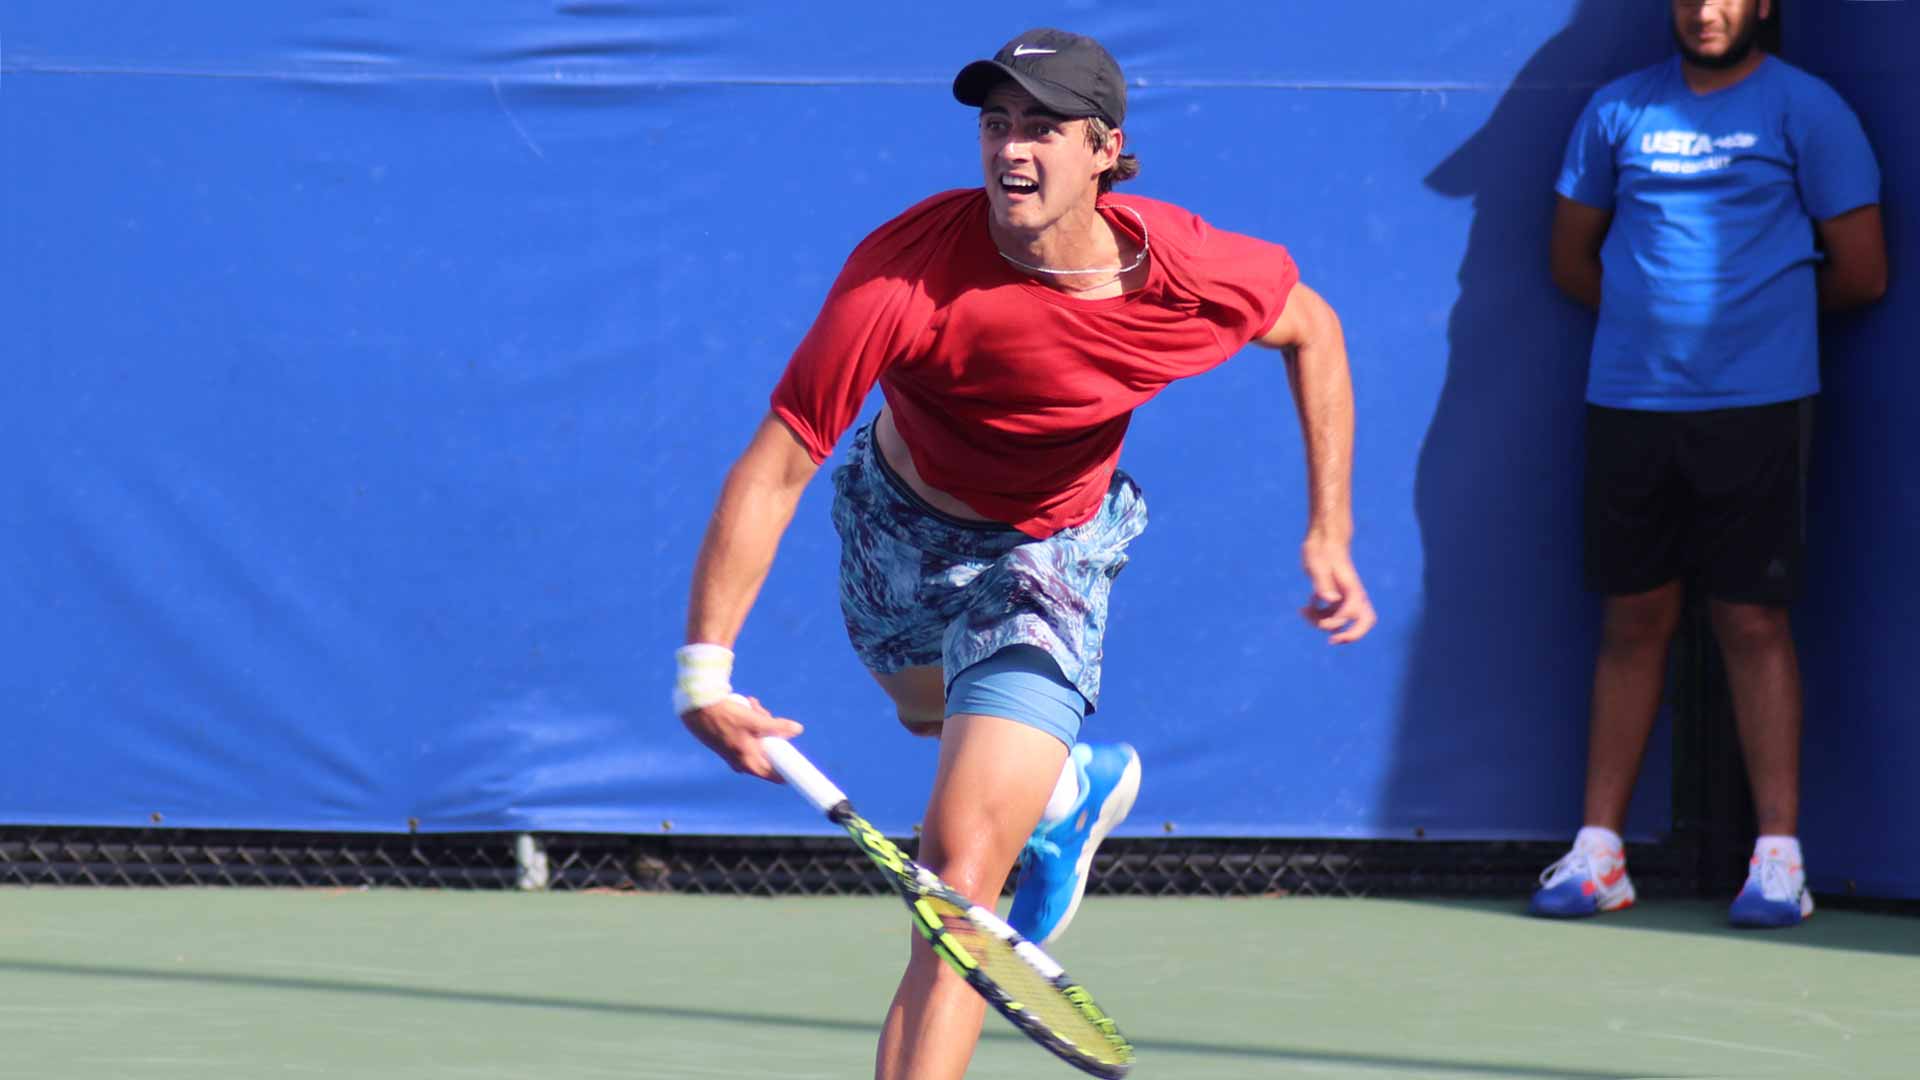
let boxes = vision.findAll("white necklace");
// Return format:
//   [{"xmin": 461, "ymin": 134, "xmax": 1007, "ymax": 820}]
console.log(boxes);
[{"xmin": 996, "ymin": 205, "xmax": 1150, "ymax": 277}]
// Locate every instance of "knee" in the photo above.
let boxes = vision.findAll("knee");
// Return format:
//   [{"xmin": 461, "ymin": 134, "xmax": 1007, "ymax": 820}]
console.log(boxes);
[
  {"xmin": 920, "ymin": 852, "xmax": 1006, "ymax": 907},
  {"xmin": 917, "ymin": 815, "xmax": 1019, "ymax": 906},
  {"xmin": 1712, "ymin": 603, "xmax": 1792, "ymax": 656}
]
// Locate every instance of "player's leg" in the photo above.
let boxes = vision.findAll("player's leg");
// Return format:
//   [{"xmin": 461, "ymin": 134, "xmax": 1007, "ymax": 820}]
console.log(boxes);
[
  {"xmin": 1710, "ymin": 600, "xmax": 1800, "ymax": 835},
  {"xmin": 1582, "ymin": 581, "xmax": 1687, "ymax": 832},
  {"xmin": 949, "ymin": 472, "xmax": 1149, "ymax": 946},
  {"xmin": 1530, "ymin": 581, "xmax": 1681, "ymax": 917},
  {"xmin": 829, "ymin": 420, "xmax": 1095, "ymax": 1073},
  {"xmin": 1534, "ymin": 406, "xmax": 1684, "ymax": 917},
  {"xmin": 875, "ymin": 710, "xmax": 1069, "ymax": 1080},
  {"xmin": 866, "ymin": 646, "xmax": 1136, "ymax": 945},
  {"xmin": 872, "ymin": 647, "xmax": 1135, "ymax": 947},
  {"xmin": 1693, "ymin": 399, "xmax": 1813, "ymax": 926},
  {"xmin": 962, "ymin": 648, "xmax": 1139, "ymax": 948}
]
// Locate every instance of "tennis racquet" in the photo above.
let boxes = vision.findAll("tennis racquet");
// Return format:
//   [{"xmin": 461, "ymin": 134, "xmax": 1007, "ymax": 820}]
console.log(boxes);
[{"xmin": 760, "ymin": 736, "xmax": 1136, "ymax": 1078}]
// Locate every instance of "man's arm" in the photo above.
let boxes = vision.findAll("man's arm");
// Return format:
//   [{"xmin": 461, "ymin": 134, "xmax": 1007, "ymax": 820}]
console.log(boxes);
[
  {"xmin": 678, "ymin": 412, "xmax": 818, "ymax": 780},
  {"xmin": 1815, "ymin": 204, "xmax": 1888, "ymax": 312},
  {"xmin": 1256, "ymin": 282, "xmax": 1376, "ymax": 645},
  {"xmin": 686, "ymin": 413, "xmax": 821, "ymax": 645},
  {"xmin": 1549, "ymin": 195, "xmax": 1613, "ymax": 311}
]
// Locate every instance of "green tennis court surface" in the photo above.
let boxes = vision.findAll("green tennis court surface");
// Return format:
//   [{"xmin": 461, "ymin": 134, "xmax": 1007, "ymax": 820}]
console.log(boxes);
[{"xmin": 4, "ymin": 889, "xmax": 1915, "ymax": 1078}]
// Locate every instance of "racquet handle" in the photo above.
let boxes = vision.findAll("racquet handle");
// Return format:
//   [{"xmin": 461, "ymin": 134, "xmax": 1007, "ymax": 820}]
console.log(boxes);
[{"xmin": 760, "ymin": 737, "xmax": 849, "ymax": 815}]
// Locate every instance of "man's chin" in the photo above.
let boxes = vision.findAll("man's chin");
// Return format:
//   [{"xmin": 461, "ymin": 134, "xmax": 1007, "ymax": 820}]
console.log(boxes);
[
  {"xmin": 1676, "ymin": 30, "xmax": 1758, "ymax": 69},
  {"xmin": 991, "ymin": 203, "xmax": 1043, "ymax": 233}
]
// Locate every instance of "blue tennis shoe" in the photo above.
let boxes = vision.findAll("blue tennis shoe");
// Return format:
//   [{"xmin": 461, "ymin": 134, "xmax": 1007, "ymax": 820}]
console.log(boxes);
[
  {"xmin": 1008, "ymin": 742, "xmax": 1141, "ymax": 948},
  {"xmin": 1729, "ymin": 843, "xmax": 1814, "ymax": 928}
]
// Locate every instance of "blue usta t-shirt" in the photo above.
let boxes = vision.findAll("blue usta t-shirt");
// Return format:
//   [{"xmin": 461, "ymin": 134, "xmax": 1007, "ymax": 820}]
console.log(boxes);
[{"xmin": 1557, "ymin": 56, "xmax": 1879, "ymax": 410}]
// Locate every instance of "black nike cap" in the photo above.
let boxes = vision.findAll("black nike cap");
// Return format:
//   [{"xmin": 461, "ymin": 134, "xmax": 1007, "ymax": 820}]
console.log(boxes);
[{"xmin": 952, "ymin": 28, "xmax": 1126, "ymax": 128}]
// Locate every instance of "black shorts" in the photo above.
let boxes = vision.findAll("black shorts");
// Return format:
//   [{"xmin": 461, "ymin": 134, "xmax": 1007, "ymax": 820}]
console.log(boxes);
[{"xmin": 1583, "ymin": 398, "xmax": 1812, "ymax": 606}]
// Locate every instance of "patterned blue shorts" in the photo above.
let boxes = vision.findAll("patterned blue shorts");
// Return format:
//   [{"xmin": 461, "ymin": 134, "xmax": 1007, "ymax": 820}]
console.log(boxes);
[{"xmin": 830, "ymin": 421, "xmax": 1148, "ymax": 711}]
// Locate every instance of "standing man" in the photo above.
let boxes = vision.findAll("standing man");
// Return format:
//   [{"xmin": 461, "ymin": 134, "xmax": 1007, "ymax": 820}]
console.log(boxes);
[
  {"xmin": 1535, "ymin": 0, "xmax": 1885, "ymax": 927},
  {"xmin": 676, "ymin": 27, "xmax": 1375, "ymax": 1079}
]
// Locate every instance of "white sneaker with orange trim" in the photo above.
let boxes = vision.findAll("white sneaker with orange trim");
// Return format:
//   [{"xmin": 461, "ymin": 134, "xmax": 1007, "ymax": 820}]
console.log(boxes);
[{"xmin": 1529, "ymin": 841, "xmax": 1636, "ymax": 918}]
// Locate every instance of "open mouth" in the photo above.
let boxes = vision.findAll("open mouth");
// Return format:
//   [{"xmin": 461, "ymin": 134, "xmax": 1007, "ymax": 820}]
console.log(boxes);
[{"xmin": 999, "ymin": 174, "xmax": 1039, "ymax": 197}]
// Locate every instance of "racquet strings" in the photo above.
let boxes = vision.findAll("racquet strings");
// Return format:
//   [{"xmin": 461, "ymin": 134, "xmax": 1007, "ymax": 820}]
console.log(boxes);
[{"xmin": 915, "ymin": 893, "xmax": 1131, "ymax": 1068}]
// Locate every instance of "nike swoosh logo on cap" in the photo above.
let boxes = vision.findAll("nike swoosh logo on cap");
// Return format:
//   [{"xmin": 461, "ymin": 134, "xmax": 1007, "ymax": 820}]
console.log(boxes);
[{"xmin": 1012, "ymin": 45, "xmax": 1057, "ymax": 56}]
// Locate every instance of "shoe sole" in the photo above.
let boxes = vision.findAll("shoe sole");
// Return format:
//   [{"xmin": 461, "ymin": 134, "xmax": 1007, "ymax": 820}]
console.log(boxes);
[
  {"xmin": 1037, "ymin": 746, "xmax": 1140, "ymax": 949},
  {"xmin": 1529, "ymin": 879, "xmax": 1635, "ymax": 918},
  {"xmin": 1529, "ymin": 895, "xmax": 1634, "ymax": 919},
  {"xmin": 1730, "ymin": 890, "xmax": 1814, "ymax": 928}
]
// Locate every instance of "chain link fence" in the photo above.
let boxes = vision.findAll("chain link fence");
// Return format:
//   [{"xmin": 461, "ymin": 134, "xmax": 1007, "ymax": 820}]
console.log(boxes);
[{"xmin": 0, "ymin": 827, "xmax": 1706, "ymax": 899}]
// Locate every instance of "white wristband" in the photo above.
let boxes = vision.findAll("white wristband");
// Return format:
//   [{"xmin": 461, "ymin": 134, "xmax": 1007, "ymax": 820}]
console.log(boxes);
[{"xmin": 673, "ymin": 643, "xmax": 735, "ymax": 715}]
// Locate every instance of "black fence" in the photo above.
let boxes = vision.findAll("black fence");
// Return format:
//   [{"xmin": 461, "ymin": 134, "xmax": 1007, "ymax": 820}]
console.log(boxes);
[{"xmin": 0, "ymin": 826, "xmax": 1708, "ymax": 901}]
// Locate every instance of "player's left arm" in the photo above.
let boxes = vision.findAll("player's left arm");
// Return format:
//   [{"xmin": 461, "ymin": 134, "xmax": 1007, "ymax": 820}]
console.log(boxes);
[
  {"xmin": 1815, "ymin": 204, "xmax": 1888, "ymax": 313},
  {"xmin": 1791, "ymin": 80, "xmax": 1886, "ymax": 313},
  {"xmin": 1255, "ymin": 282, "xmax": 1376, "ymax": 644}
]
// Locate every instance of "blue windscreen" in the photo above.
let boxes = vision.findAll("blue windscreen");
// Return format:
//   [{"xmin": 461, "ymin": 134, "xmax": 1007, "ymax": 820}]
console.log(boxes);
[{"xmin": 39, "ymin": 2, "xmax": 1917, "ymax": 883}]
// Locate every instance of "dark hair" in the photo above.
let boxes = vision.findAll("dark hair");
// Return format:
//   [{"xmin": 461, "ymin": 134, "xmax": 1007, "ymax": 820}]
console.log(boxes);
[{"xmin": 1084, "ymin": 117, "xmax": 1139, "ymax": 193}]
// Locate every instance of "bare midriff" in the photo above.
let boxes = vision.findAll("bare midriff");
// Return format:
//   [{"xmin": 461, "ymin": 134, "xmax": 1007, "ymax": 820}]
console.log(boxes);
[{"xmin": 873, "ymin": 406, "xmax": 998, "ymax": 523}]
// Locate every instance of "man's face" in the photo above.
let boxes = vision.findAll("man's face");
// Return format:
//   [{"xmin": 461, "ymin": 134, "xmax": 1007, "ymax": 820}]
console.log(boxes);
[
  {"xmin": 977, "ymin": 84, "xmax": 1114, "ymax": 232},
  {"xmin": 1671, "ymin": 0, "xmax": 1768, "ymax": 69}
]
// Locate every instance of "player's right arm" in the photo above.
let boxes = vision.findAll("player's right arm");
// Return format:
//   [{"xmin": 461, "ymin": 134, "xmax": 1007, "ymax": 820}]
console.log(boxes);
[
  {"xmin": 677, "ymin": 413, "xmax": 816, "ymax": 781},
  {"xmin": 1549, "ymin": 195, "xmax": 1612, "ymax": 311},
  {"xmin": 674, "ymin": 194, "xmax": 956, "ymax": 778},
  {"xmin": 686, "ymin": 413, "xmax": 820, "ymax": 649}
]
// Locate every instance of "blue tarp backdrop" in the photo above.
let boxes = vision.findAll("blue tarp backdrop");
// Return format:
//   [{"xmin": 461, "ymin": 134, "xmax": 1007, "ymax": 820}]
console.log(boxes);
[
  {"xmin": 3, "ymin": 3, "xmax": 1912, "ymax": 895},
  {"xmin": 1780, "ymin": 2, "xmax": 1920, "ymax": 902}
]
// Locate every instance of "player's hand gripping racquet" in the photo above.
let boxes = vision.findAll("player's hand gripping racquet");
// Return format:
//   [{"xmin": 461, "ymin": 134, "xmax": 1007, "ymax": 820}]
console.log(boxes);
[{"xmin": 760, "ymin": 736, "xmax": 1136, "ymax": 1078}]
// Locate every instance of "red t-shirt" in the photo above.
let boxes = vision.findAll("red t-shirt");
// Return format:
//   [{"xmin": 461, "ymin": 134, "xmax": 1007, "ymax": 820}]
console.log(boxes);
[{"xmin": 771, "ymin": 189, "xmax": 1298, "ymax": 538}]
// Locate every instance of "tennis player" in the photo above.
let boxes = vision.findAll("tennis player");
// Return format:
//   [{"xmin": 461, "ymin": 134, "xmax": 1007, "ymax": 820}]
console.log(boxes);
[{"xmin": 676, "ymin": 28, "xmax": 1375, "ymax": 1079}]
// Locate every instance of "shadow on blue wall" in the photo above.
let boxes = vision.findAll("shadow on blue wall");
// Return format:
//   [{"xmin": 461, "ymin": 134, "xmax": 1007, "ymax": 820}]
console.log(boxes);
[
  {"xmin": 1384, "ymin": 1, "xmax": 1669, "ymax": 840},
  {"xmin": 1782, "ymin": 0, "xmax": 1920, "ymax": 899}
]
